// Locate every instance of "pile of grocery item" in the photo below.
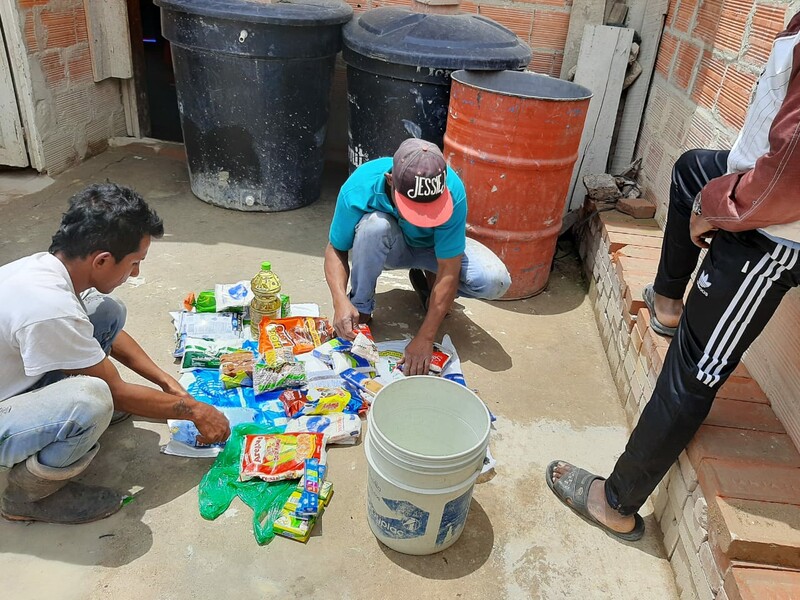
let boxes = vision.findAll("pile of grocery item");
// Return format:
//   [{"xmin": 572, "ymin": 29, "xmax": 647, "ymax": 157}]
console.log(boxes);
[{"xmin": 167, "ymin": 261, "xmax": 469, "ymax": 545}]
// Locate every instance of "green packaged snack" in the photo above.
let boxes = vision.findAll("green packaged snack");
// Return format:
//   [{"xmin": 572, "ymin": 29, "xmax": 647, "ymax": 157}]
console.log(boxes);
[
  {"xmin": 181, "ymin": 338, "xmax": 246, "ymax": 370},
  {"xmin": 280, "ymin": 294, "xmax": 291, "ymax": 318},
  {"xmin": 195, "ymin": 291, "xmax": 217, "ymax": 313}
]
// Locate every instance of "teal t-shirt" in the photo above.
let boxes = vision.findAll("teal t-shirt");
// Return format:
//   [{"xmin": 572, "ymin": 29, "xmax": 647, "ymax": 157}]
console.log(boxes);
[{"xmin": 329, "ymin": 157, "xmax": 467, "ymax": 260}]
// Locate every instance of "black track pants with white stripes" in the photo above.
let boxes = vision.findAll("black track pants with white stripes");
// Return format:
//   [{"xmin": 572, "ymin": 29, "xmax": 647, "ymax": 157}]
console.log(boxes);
[{"xmin": 604, "ymin": 171, "xmax": 800, "ymax": 516}]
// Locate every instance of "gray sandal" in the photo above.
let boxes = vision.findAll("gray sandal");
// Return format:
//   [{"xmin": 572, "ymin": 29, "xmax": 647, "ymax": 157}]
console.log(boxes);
[
  {"xmin": 546, "ymin": 460, "xmax": 645, "ymax": 542},
  {"xmin": 642, "ymin": 284, "xmax": 677, "ymax": 337}
]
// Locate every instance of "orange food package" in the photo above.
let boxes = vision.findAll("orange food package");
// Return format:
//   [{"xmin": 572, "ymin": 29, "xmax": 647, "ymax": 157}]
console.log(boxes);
[
  {"xmin": 258, "ymin": 317, "xmax": 335, "ymax": 356},
  {"xmin": 240, "ymin": 432, "xmax": 325, "ymax": 482}
]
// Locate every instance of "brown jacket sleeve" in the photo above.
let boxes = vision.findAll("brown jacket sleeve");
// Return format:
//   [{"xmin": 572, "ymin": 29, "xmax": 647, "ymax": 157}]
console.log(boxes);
[{"xmin": 702, "ymin": 34, "xmax": 800, "ymax": 231}]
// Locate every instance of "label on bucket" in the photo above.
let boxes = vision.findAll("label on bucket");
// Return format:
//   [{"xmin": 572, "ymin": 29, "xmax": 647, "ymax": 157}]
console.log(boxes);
[
  {"xmin": 436, "ymin": 488, "xmax": 473, "ymax": 546},
  {"xmin": 368, "ymin": 497, "xmax": 429, "ymax": 540}
]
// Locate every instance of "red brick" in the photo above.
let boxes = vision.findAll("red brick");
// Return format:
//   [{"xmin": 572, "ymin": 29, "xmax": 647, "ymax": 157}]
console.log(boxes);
[
  {"xmin": 75, "ymin": 4, "xmax": 89, "ymax": 43},
  {"xmin": 686, "ymin": 110, "xmax": 716, "ymax": 149},
  {"xmin": 619, "ymin": 245, "xmax": 663, "ymax": 261},
  {"xmin": 732, "ymin": 362, "xmax": 750, "ymax": 378},
  {"xmin": 606, "ymin": 231, "xmax": 664, "ymax": 253},
  {"xmin": 515, "ymin": 0, "xmax": 567, "ymax": 6},
  {"xmin": 457, "ymin": 2, "xmax": 478, "ymax": 14},
  {"xmin": 718, "ymin": 67, "xmax": 758, "ymax": 130},
  {"xmin": 672, "ymin": 0, "xmax": 698, "ymax": 33},
  {"xmin": 18, "ymin": 0, "xmax": 50, "ymax": 6},
  {"xmin": 717, "ymin": 376, "xmax": 769, "ymax": 405},
  {"xmin": 673, "ymin": 41, "xmax": 701, "ymax": 90},
  {"xmin": 695, "ymin": 0, "xmax": 723, "ymax": 46},
  {"xmin": 479, "ymin": 6, "xmax": 533, "ymax": 42},
  {"xmin": 528, "ymin": 51, "xmax": 558, "ymax": 76},
  {"xmin": 599, "ymin": 208, "xmax": 662, "ymax": 232},
  {"xmin": 697, "ymin": 459, "xmax": 800, "ymax": 505},
  {"xmin": 530, "ymin": 10, "xmax": 569, "ymax": 50},
  {"xmin": 617, "ymin": 197, "xmax": 657, "ymax": 219},
  {"xmin": 23, "ymin": 10, "xmax": 39, "ymax": 53},
  {"xmin": 691, "ymin": 51, "xmax": 726, "ymax": 110},
  {"xmin": 614, "ymin": 254, "xmax": 659, "ymax": 279},
  {"xmin": 687, "ymin": 425, "xmax": 800, "ymax": 469},
  {"xmin": 42, "ymin": 7, "xmax": 78, "ymax": 50},
  {"xmin": 38, "ymin": 51, "xmax": 66, "ymax": 88},
  {"xmin": 713, "ymin": 497, "xmax": 800, "ymax": 569},
  {"xmin": 745, "ymin": 5, "xmax": 786, "ymax": 66},
  {"xmin": 715, "ymin": 0, "xmax": 750, "ymax": 55},
  {"xmin": 655, "ymin": 32, "xmax": 678, "ymax": 77},
  {"xmin": 67, "ymin": 45, "xmax": 93, "ymax": 84},
  {"xmin": 623, "ymin": 273, "xmax": 653, "ymax": 315},
  {"xmin": 705, "ymin": 398, "xmax": 785, "ymax": 433},
  {"xmin": 344, "ymin": 0, "xmax": 368, "ymax": 14},
  {"xmin": 724, "ymin": 566, "xmax": 800, "ymax": 600}
]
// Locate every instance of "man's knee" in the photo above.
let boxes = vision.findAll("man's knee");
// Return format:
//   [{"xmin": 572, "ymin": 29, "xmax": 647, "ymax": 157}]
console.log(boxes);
[
  {"xmin": 88, "ymin": 295, "xmax": 127, "ymax": 334},
  {"xmin": 354, "ymin": 212, "xmax": 394, "ymax": 244},
  {"xmin": 464, "ymin": 263, "xmax": 512, "ymax": 300},
  {"xmin": 66, "ymin": 376, "xmax": 114, "ymax": 431}
]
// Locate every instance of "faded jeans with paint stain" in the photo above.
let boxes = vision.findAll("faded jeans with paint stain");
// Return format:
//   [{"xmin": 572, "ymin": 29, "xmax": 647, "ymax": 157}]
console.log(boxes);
[
  {"xmin": 0, "ymin": 293, "xmax": 125, "ymax": 469},
  {"xmin": 348, "ymin": 212, "xmax": 512, "ymax": 315}
]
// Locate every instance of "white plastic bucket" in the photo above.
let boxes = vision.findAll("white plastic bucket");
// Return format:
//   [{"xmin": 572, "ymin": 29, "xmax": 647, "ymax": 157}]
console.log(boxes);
[{"xmin": 365, "ymin": 376, "xmax": 491, "ymax": 555}]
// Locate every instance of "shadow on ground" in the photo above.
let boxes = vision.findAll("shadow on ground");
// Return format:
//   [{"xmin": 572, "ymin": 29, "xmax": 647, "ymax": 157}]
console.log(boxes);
[{"xmin": 0, "ymin": 419, "xmax": 211, "ymax": 568}]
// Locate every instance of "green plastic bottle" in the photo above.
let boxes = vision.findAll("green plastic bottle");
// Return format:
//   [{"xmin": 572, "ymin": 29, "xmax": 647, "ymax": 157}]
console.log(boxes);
[{"xmin": 250, "ymin": 261, "xmax": 282, "ymax": 338}]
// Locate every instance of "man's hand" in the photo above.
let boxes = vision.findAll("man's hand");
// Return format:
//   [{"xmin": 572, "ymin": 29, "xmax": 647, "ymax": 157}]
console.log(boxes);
[
  {"xmin": 400, "ymin": 335, "xmax": 434, "ymax": 376},
  {"xmin": 333, "ymin": 298, "xmax": 360, "ymax": 340},
  {"xmin": 690, "ymin": 213, "xmax": 718, "ymax": 248},
  {"xmin": 191, "ymin": 402, "xmax": 231, "ymax": 445}
]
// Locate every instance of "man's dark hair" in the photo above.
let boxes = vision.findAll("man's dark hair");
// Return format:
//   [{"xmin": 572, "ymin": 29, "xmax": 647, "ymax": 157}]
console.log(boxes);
[{"xmin": 49, "ymin": 183, "xmax": 164, "ymax": 262}]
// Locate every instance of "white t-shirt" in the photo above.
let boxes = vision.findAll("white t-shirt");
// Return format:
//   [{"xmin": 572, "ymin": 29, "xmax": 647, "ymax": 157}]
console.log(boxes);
[{"xmin": 0, "ymin": 252, "xmax": 105, "ymax": 401}]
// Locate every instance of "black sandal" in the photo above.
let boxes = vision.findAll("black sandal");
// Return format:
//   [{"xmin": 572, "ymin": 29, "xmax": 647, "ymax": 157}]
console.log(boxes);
[
  {"xmin": 546, "ymin": 460, "xmax": 645, "ymax": 542},
  {"xmin": 409, "ymin": 268, "xmax": 431, "ymax": 311}
]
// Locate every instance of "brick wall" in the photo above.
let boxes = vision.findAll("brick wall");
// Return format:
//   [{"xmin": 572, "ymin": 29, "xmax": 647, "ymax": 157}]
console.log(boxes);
[
  {"xmin": 325, "ymin": 0, "xmax": 570, "ymax": 161},
  {"xmin": 14, "ymin": 0, "xmax": 127, "ymax": 174},
  {"xmin": 635, "ymin": 2, "xmax": 800, "ymax": 453}
]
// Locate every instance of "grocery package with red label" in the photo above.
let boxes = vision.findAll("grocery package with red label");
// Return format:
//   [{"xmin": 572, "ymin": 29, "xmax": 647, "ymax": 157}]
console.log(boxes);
[{"xmin": 239, "ymin": 432, "xmax": 325, "ymax": 482}]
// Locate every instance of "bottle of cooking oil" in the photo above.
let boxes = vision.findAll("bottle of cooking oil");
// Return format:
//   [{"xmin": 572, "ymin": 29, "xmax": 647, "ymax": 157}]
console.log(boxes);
[{"xmin": 250, "ymin": 261, "xmax": 281, "ymax": 338}]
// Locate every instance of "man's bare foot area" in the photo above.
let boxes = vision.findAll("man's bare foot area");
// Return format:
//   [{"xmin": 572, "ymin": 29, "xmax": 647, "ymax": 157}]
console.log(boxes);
[
  {"xmin": 653, "ymin": 292, "xmax": 683, "ymax": 329},
  {"xmin": 550, "ymin": 462, "xmax": 636, "ymax": 534}
]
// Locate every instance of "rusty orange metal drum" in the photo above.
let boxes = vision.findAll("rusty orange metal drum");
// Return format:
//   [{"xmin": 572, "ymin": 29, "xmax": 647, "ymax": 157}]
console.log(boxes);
[{"xmin": 444, "ymin": 71, "xmax": 592, "ymax": 299}]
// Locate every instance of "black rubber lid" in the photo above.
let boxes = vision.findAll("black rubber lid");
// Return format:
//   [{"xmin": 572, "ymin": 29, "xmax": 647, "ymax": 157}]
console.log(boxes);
[
  {"xmin": 155, "ymin": 0, "xmax": 353, "ymax": 26},
  {"xmin": 343, "ymin": 7, "xmax": 531, "ymax": 70}
]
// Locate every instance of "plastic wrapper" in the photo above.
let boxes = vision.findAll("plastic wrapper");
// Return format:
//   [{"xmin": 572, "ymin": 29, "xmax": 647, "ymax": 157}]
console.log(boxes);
[
  {"xmin": 285, "ymin": 413, "xmax": 361, "ymax": 445},
  {"xmin": 183, "ymin": 290, "xmax": 217, "ymax": 312},
  {"xmin": 351, "ymin": 332, "xmax": 379, "ymax": 364},
  {"xmin": 181, "ymin": 338, "xmax": 247, "ymax": 370},
  {"xmin": 198, "ymin": 423, "xmax": 296, "ymax": 545},
  {"xmin": 296, "ymin": 458, "xmax": 321, "ymax": 517},
  {"xmin": 302, "ymin": 387, "xmax": 354, "ymax": 415},
  {"xmin": 311, "ymin": 338, "xmax": 352, "ymax": 363},
  {"xmin": 215, "ymin": 281, "xmax": 254, "ymax": 310},
  {"xmin": 340, "ymin": 368, "xmax": 383, "ymax": 400},
  {"xmin": 332, "ymin": 351, "xmax": 372, "ymax": 374},
  {"xmin": 240, "ymin": 432, "xmax": 325, "ymax": 482},
  {"xmin": 253, "ymin": 349, "xmax": 306, "ymax": 393},
  {"xmin": 164, "ymin": 406, "xmax": 256, "ymax": 458},
  {"xmin": 279, "ymin": 389, "xmax": 308, "ymax": 418},
  {"xmin": 259, "ymin": 317, "xmax": 335, "ymax": 356},
  {"xmin": 219, "ymin": 351, "xmax": 255, "ymax": 388}
]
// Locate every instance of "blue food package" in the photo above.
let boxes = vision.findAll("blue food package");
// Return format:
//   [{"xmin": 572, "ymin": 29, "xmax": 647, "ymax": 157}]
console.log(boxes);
[
  {"xmin": 296, "ymin": 458, "xmax": 321, "ymax": 517},
  {"xmin": 169, "ymin": 407, "xmax": 258, "ymax": 448}
]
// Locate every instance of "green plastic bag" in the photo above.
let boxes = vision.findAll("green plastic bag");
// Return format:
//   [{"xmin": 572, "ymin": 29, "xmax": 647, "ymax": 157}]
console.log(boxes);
[
  {"xmin": 198, "ymin": 423, "xmax": 296, "ymax": 544},
  {"xmin": 194, "ymin": 291, "xmax": 217, "ymax": 313}
]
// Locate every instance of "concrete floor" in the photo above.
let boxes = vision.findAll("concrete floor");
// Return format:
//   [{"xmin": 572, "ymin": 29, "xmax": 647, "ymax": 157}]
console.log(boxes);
[{"xmin": 0, "ymin": 144, "xmax": 679, "ymax": 600}]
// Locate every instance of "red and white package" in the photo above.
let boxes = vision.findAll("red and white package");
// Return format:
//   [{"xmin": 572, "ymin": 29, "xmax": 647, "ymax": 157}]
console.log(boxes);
[{"xmin": 239, "ymin": 432, "xmax": 324, "ymax": 482}]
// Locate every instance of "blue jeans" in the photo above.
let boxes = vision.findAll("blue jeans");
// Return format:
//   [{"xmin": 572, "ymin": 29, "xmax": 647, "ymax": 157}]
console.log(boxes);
[
  {"xmin": 0, "ymin": 293, "xmax": 126, "ymax": 468},
  {"xmin": 349, "ymin": 212, "xmax": 512, "ymax": 314}
]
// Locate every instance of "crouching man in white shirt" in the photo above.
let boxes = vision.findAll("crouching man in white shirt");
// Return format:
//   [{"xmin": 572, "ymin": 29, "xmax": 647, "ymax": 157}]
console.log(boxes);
[{"xmin": 0, "ymin": 183, "xmax": 230, "ymax": 524}]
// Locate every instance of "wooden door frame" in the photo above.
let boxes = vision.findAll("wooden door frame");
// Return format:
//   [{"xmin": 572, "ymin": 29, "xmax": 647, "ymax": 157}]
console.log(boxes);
[
  {"xmin": 0, "ymin": 3, "xmax": 44, "ymax": 170},
  {"xmin": 126, "ymin": 0, "xmax": 151, "ymax": 138}
]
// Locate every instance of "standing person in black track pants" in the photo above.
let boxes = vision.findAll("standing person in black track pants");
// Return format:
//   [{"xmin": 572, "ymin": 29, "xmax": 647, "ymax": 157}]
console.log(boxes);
[{"xmin": 546, "ymin": 14, "xmax": 800, "ymax": 540}]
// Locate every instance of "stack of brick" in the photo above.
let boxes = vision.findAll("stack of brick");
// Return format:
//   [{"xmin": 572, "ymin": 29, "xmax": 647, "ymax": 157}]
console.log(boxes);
[
  {"xmin": 578, "ymin": 204, "xmax": 800, "ymax": 600},
  {"xmin": 16, "ymin": 0, "xmax": 127, "ymax": 173}
]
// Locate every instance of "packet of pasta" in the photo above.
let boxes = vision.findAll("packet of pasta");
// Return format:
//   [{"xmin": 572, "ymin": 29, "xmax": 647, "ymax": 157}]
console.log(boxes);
[
  {"xmin": 239, "ymin": 432, "xmax": 325, "ymax": 482},
  {"xmin": 259, "ymin": 317, "xmax": 335, "ymax": 356}
]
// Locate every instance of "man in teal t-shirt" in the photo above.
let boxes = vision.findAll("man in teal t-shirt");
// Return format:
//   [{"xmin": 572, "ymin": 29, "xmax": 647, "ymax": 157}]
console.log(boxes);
[{"xmin": 324, "ymin": 138, "xmax": 511, "ymax": 374}]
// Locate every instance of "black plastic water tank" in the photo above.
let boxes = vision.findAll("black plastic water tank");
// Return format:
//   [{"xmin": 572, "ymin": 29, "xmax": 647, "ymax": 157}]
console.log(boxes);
[
  {"xmin": 156, "ymin": 0, "xmax": 353, "ymax": 211},
  {"xmin": 342, "ymin": 8, "xmax": 531, "ymax": 172}
]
